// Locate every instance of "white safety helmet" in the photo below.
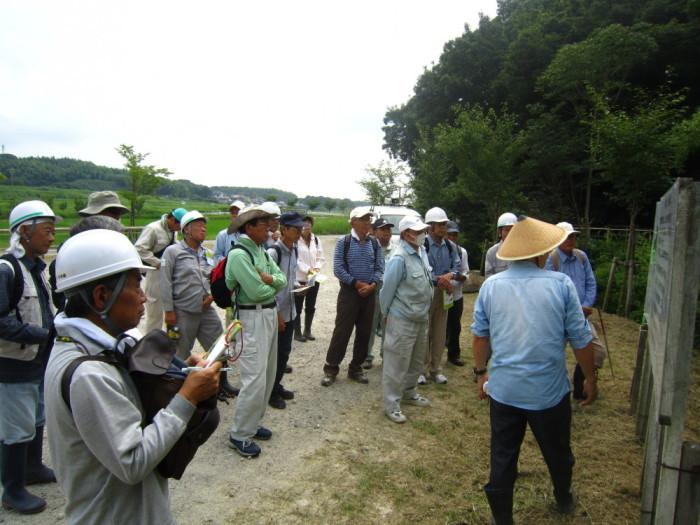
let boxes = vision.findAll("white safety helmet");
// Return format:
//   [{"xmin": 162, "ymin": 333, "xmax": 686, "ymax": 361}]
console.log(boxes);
[
  {"xmin": 9, "ymin": 200, "xmax": 60, "ymax": 231},
  {"xmin": 259, "ymin": 201, "xmax": 281, "ymax": 217},
  {"xmin": 497, "ymin": 212, "xmax": 518, "ymax": 228},
  {"xmin": 180, "ymin": 210, "xmax": 207, "ymax": 231},
  {"xmin": 55, "ymin": 229, "xmax": 152, "ymax": 293},
  {"xmin": 424, "ymin": 207, "xmax": 449, "ymax": 223}
]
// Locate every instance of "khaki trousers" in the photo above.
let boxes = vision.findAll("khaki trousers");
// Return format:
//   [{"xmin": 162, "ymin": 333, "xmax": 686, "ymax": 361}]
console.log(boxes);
[
  {"xmin": 425, "ymin": 289, "xmax": 448, "ymax": 376},
  {"xmin": 143, "ymin": 268, "xmax": 165, "ymax": 333}
]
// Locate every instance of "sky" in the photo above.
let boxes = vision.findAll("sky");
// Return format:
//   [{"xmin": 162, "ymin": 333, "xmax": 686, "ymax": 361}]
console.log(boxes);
[{"xmin": 0, "ymin": 1, "xmax": 498, "ymax": 200}]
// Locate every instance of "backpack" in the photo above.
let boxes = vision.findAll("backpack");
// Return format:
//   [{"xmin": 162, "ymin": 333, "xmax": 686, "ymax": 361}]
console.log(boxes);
[
  {"xmin": 209, "ymin": 244, "xmax": 270, "ymax": 309},
  {"xmin": 0, "ymin": 254, "xmax": 25, "ymax": 322},
  {"xmin": 423, "ymin": 237, "xmax": 454, "ymax": 256},
  {"xmin": 59, "ymin": 330, "xmax": 220, "ymax": 480},
  {"xmin": 549, "ymin": 248, "xmax": 585, "ymax": 272},
  {"xmin": 270, "ymin": 243, "xmax": 298, "ymax": 265},
  {"xmin": 342, "ymin": 234, "xmax": 379, "ymax": 270}
]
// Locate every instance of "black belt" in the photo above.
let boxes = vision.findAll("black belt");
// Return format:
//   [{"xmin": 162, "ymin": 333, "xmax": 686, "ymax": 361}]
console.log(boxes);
[{"xmin": 238, "ymin": 302, "xmax": 276, "ymax": 310}]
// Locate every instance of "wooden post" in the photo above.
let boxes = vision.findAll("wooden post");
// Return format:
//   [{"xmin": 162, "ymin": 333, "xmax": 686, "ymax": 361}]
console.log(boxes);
[
  {"xmin": 624, "ymin": 225, "xmax": 637, "ymax": 318},
  {"xmin": 673, "ymin": 441, "xmax": 700, "ymax": 525},
  {"xmin": 602, "ymin": 256, "xmax": 618, "ymax": 313},
  {"xmin": 630, "ymin": 324, "xmax": 649, "ymax": 413},
  {"xmin": 480, "ymin": 239, "xmax": 488, "ymax": 276}
]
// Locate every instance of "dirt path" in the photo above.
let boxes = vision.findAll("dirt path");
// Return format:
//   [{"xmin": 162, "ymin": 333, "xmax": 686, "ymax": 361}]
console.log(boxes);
[{"xmin": 3, "ymin": 235, "xmax": 385, "ymax": 525}]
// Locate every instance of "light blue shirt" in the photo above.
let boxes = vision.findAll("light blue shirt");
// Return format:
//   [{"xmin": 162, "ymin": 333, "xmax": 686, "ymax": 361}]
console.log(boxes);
[
  {"xmin": 545, "ymin": 247, "xmax": 597, "ymax": 307},
  {"xmin": 379, "ymin": 240, "xmax": 433, "ymax": 322},
  {"xmin": 425, "ymin": 235, "xmax": 460, "ymax": 281},
  {"xmin": 214, "ymin": 228, "xmax": 240, "ymax": 263},
  {"xmin": 471, "ymin": 260, "xmax": 593, "ymax": 410}
]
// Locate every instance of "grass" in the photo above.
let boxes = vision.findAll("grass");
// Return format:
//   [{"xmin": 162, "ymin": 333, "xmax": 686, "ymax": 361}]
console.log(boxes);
[{"xmin": 223, "ymin": 294, "xmax": 659, "ymax": 524}]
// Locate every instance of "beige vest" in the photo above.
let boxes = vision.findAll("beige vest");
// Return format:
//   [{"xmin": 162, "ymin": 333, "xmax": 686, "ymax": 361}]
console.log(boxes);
[{"xmin": 0, "ymin": 259, "xmax": 52, "ymax": 361}]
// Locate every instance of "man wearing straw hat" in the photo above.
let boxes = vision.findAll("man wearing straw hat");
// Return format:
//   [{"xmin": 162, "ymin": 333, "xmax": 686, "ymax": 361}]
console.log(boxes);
[{"xmin": 471, "ymin": 216, "xmax": 598, "ymax": 524}]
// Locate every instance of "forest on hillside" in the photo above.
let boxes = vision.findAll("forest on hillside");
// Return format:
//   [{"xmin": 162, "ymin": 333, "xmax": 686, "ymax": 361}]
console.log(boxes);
[{"xmin": 384, "ymin": 0, "xmax": 700, "ymax": 256}]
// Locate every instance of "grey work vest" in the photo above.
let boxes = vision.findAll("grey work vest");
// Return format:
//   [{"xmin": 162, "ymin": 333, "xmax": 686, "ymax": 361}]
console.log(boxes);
[{"xmin": 388, "ymin": 243, "xmax": 434, "ymax": 321}]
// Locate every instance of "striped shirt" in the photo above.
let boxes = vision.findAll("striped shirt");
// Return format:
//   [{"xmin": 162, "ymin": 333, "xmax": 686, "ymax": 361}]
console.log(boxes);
[{"xmin": 333, "ymin": 230, "xmax": 384, "ymax": 286}]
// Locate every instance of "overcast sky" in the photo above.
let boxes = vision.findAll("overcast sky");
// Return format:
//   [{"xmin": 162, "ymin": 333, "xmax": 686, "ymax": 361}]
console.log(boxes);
[{"xmin": 1, "ymin": 1, "xmax": 497, "ymax": 200}]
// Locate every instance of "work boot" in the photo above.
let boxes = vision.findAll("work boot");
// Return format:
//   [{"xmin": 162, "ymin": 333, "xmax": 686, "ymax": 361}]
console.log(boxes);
[
  {"xmin": 1, "ymin": 442, "xmax": 47, "ymax": 514},
  {"xmin": 484, "ymin": 487, "xmax": 513, "ymax": 525},
  {"xmin": 572, "ymin": 364, "xmax": 585, "ymax": 400},
  {"xmin": 294, "ymin": 318, "xmax": 307, "ymax": 342},
  {"xmin": 303, "ymin": 311, "xmax": 316, "ymax": 341},
  {"xmin": 25, "ymin": 427, "xmax": 55, "ymax": 485},
  {"xmin": 219, "ymin": 371, "xmax": 239, "ymax": 399}
]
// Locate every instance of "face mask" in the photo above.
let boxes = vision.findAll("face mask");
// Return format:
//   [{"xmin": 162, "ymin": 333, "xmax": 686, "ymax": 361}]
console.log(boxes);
[{"xmin": 414, "ymin": 232, "xmax": 427, "ymax": 246}]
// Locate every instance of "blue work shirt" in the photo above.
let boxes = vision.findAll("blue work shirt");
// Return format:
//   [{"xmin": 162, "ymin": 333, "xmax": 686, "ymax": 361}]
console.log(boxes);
[
  {"xmin": 214, "ymin": 228, "xmax": 240, "ymax": 264},
  {"xmin": 425, "ymin": 235, "xmax": 460, "ymax": 282},
  {"xmin": 545, "ymin": 247, "xmax": 597, "ymax": 307},
  {"xmin": 471, "ymin": 261, "xmax": 593, "ymax": 410}
]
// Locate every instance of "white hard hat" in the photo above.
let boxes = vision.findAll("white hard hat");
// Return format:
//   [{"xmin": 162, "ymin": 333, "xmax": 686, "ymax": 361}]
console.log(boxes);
[
  {"xmin": 55, "ymin": 229, "xmax": 152, "ymax": 293},
  {"xmin": 229, "ymin": 200, "xmax": 245, "ymax": 210},
  {"xmin": 424, "ymin": 207, "xmax": 449, "ymax": 223},
  {"xmin": 180, "ymin": 210, "xmax": 207, "ymax": 231},
  {"xmin": 556, "ymin": 222, "xmax": 580, "ymax": 235},
  {"xmin": 260, "ymin": 202, "xmax": 281, "ymax": 217},
  {"xmin": 497, "ymin": 212, "xmax": 518, "ymax": 228},
  {"xmin": 9, "ymin": 200, "xmax": 60, "ymax": 231}
]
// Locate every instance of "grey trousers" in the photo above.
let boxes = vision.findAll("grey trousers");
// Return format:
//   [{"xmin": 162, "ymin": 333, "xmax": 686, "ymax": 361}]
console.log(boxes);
[
  {"xmin": 143, "ymin": 269, "xmax": 165, "ymax": 333},
  {"xmin": 174, "ymin": 307, "xmax": 223, "ymax": 360},
  {"xmin": 230, "ymin": 307, "xmax": 278, "ymax": 441},
  {"xmin": 382, "ymin": 316, "xmax": 428, "ymax": 414}
]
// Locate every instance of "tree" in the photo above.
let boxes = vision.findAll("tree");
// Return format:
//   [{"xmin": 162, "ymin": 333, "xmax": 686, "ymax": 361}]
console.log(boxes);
[
  {"xmin": 73, "ymin": 196, "xmax": 87, "ymax": 215},
  {"xmin": 287, "ymin": 196, "xmax": 298, "ymax": 207},
  {"xmin": 306, "ymin": 197, "xmax": 321, "ymax": 211},
  {"xmin": 359, "ymin": 161, "xmax": 411, "ymax": 205},
  {"xmin": 116, "ymin": 145, "xmax": 171, "ymax": 226},
  {"xmin": 324, "ymin": 198, "xmax": 336, "ymax": 212},
  {"xmin": 265, "ymin": 194, "xmax": 278, "ymax": 202}
]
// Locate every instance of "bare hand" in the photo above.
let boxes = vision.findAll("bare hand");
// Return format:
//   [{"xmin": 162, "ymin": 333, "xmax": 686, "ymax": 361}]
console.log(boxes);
[
  {"xmin": 178, "ymin": 361, "xmax": 222, "ymax": 405},
  {"xmin": 278, "ymin": 314, "xmax": 286, "ymax": 332},
  {"xmin": 437, "ymin": 274, "xmax": 453, "ymax": 292},
  {"xmin": 579, "ymin": 378, "xmax": 598, "ymax": 407},
  {"xmin": 476, "ymin": 374, "xmax": 489, "ymax": 400},
  {"xmin": 164, "ymin": 311, "xmax": 177, "ymax": 326},
  {"xmin": 582, "ymin": 306, "xmax": 594, "ymax": 317},
  {"xmin": 202, "ymin": 295, "xmax": 214, "ymax": 310},
  {"xmin": 258, "ymin": 270, "xmax": 273, "ymax": 285}
]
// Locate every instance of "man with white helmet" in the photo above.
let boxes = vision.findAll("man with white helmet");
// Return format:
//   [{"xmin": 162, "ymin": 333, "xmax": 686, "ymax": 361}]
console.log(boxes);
[
  {"xmin": 471, "ymin": 216, "xmax": 597, "ymax": 524},
  {"xmin": 214, "ymin": 200, "xmax": 245, "ymax": 263},
  {"xmin": 484, "ymin": 212, "xmax": 517, "ymax": 277},
  {"xmin": 160, "ymin": 211, "xmax": 223, "ymax": 361},
  {"xmin": 134, "ymin": 208, "xmax": 187, "ymax": 333},
  {"xmin": 0, "ymin": 201, "xmax": 59, "ymax": 514},
  {"xmin": 379, "ymin": 216, "xmax": 433, "ymax": 423},
  {"xmin": 420, "ymin": 206, "xmax": 460, "ymax": 385},
  {"xmin": 546, "ymin": 222, "xmax": 607, "ymax": 398},
  {"xmin": 44, "ymin": 229, "xmax": 221, "ymax": 524}
]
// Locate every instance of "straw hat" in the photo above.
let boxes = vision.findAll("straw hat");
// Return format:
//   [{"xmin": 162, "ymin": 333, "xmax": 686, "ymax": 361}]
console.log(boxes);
[
  {"xmin": 230, "ymin": 206, "xmax": 273, "ymax": 232},
  {"xmin": 497, "ymin": 216, "xmax": 568, "ymax": 261}
]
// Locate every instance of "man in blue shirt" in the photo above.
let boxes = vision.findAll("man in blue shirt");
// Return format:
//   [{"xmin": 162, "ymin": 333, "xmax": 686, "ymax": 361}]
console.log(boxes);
[
  {"xmin": 214, "ymin": 200, "xmax": 245, "ymax": 263},
  {"xmin": 545, "ymin": 222, "xmax": 607, "ymax": 399},
  {"xmin": 321, "ymin": 208, "xmax": 384, "ymax": 387},
  {"xmin": 471, "ymin": 216, "xmax": 598, "ymax": 525},
  {"xmin": 420, "ymin": 207, "xmax": 460, "ymax": 385}
]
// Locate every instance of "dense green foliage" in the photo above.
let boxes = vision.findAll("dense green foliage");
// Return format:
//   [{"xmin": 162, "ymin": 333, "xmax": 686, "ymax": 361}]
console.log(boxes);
[{"xmin": 384, "ymin": 0, "xmax": 700, "ymax": 258}]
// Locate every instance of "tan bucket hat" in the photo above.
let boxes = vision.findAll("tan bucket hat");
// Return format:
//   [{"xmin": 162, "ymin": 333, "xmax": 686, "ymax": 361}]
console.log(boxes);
[
  {"xmin": 230, "ymin": 206, "xmax": 273, "ymax": 232},
  {"xmin": 497, "ymin": 216, "xmax": 568, "ymax": 261},
  {"xmin": 79, "ymin": 191, "xmax": 130, "ymax": 216}
]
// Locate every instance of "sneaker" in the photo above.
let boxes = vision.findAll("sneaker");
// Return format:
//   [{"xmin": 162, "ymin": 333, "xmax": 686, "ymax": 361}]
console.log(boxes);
[
  {"xmin": 348, "ymin": 370, "xmax": 369, "ymax": 384},
  {"xmin": 433, "ymin": 373, "xmax": 448, "ymax": 384},
  {"xmin": 404, "ymin": 394, "xmax": 431, "ymax": 407},
  {"xmin": 269, "ymin": 396, "xmax": 286, "ymax": 409},
  {"xmin": 254, "ymin": 426, "xmax": 272, "ymax": 441},
  {"xmin": 386, "ymin": 410, "xmax": 407, "ymax": 424},
  {"xmin": 321, "ymin": 374, "xmax": 336, "ymax": 387},
  {"xmin": 279, "ymin": 387, "xmax": 295, "ymax": 400},
  {"xmin": 228, "ymin": 437, "xmax": 261, "ymax": 458},
  {"xmin": 361, "ymin": 358, "xmax": 374, "ymax": 370},
  {"xmin": 417, "ymin": 374, "xmax": 427, "ymax": 385}
]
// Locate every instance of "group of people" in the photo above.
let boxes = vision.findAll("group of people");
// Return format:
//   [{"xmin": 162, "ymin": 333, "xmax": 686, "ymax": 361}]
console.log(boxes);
[{"xmin": 0, "ymin": 190, "xmax": 606, "ymax": 524}]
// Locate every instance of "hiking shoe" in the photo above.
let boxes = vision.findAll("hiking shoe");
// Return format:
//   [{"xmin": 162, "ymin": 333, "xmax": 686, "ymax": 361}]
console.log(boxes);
[
  {"xmin": 555, "ymin": 489, "xmax": 577, "ymax": 515},
  {"xmin": 321, "ymin": 374, "xmax": 336, "ymax": 387},
  {"xmin": 348, "ymin": 370, "xmax": 369, "ymax": 384},
  {"xmin": 268, "ymin": 396, "xmax": 286, "ymax": 410},
  {"xmin": 448, "ymin": 358, "xmax": 465, "ymax": 367},
  {"xmin": 228, "ymin": 437, "xmax": 261, "ymax": 458},
  {"xmin": 417, "ymin": 374, "xmax": 427, "ymax": 385},
  {"xmin": 432, "ymin": 373, "xmax": 448, "ymax": 384},
  {"xmin": 386, "ymin": 410, "xmax": 407, "ymax": 424},
  {"xmin": 285, "ymin": 365, "xmax": 293, "ymax": 373},
  {"xmin": 254, "ymin": 427, "xmax": 272, "ymax": 441},
  {"xmin": 404, "ymin": 394, "xmax": 431, "ymax": 407},
  {"xmin": 280, "ymin": 387, "xmax": 295, "ymax": 400},
  {"xmin": 362, "ymin": 358, "xmax": 374, "ymax": 370}
]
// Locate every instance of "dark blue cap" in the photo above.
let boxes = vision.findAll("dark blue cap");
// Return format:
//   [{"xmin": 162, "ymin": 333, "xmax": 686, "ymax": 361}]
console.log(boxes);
[{"xmin": 280, "ymin": 211, "xmax": 305, "ymax": 228}]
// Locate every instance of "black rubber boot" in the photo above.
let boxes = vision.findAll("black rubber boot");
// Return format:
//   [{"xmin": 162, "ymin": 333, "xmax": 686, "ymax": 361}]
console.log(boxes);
[
  {"xmin": 303, "ymin": 310, "xmax": 316, "ymax": 341},
  {"xmin": 25, "ymin": 427, "xmax": 56, "ymax": 485},
  {"xmin": 219, "ymin": 371, "xmax": 239, "ymax": 399},
  {"xmin": 294, "ymin": 317, "xmax": 307, "ymax": 342},
  {"xmin": 485, "ymin": 487, "xmax": 514, "ymax": 525},
  {"xmin": 572, "ymin": 364, "xmax": 585, "ymax": 400},
  {"xmin": 1, "ymin": 442, "xmax": 47, "ymax": 514}
]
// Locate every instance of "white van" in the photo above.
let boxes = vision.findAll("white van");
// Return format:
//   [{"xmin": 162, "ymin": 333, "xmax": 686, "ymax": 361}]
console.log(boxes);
[{"xmin": 353, "ymin": 205, "xmax": 422, "ymax": 240}]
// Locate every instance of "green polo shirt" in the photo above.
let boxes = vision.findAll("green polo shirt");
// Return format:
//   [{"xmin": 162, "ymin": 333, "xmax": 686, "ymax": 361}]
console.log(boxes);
[{"xmin": 224, "ymin": 235, "xmax": 286, "ymax": 304}]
